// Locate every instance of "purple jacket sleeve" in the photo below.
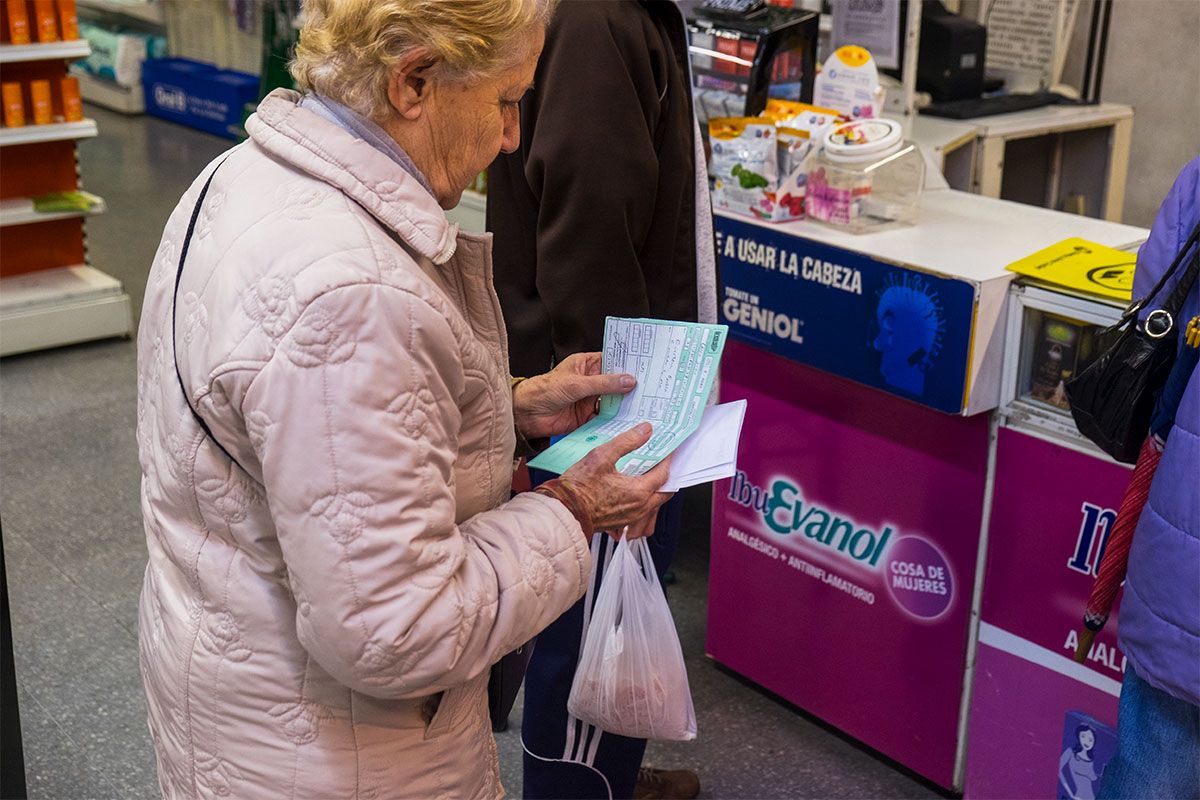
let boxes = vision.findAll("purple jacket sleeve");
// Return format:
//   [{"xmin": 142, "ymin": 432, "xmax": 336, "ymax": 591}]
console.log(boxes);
[{"xmin": 1133, "ymin": 156, "xmax": 1200, "ymax": 335}]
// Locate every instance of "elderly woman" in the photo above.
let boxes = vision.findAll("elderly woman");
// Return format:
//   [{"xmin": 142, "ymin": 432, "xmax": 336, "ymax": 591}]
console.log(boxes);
[{"xmin": 134, "ymin": 0, "xmax": 672, "ymax": 796}]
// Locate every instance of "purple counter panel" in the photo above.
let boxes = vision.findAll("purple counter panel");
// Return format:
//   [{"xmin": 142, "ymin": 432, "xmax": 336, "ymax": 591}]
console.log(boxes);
[
  {"xmin": 708, "ymin": 340, "xmax": 989, "ymax": 789},
  {"xmin": 966, "ymin": 428, "xmax": 1131, "ymax": 800}
]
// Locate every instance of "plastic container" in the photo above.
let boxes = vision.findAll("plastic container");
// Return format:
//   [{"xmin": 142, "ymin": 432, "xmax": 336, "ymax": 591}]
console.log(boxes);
[{"xmin": 804, "ymin": 118, "xmax": 925, "ymax": 233}]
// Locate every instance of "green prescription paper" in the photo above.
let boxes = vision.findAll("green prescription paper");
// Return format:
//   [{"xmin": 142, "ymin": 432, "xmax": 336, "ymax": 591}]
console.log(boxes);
[{"xmin": 528, "ymin": 317, "xmax": 728, "ymax": 476}]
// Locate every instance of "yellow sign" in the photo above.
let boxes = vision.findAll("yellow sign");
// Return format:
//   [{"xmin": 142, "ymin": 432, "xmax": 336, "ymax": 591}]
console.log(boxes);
[{"xmin": 1005, "ymin": 238, "xmax": 1137, "ymax": 301}]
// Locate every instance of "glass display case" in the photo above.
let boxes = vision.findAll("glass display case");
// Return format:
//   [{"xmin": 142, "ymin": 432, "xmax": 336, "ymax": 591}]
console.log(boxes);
[
  {"xmin": 686, "ymin": 3, "xmax": 818, "ymax": 124},
  {"xmin": 1000, "ymin": 281, "xmax": 1126, "ymax": 449}
]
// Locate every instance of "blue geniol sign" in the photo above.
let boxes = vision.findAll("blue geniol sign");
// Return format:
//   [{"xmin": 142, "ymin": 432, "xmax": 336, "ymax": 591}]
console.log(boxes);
[{"xmin": 716, "ymin": 215, "xmax": 977, "ymax": 413}]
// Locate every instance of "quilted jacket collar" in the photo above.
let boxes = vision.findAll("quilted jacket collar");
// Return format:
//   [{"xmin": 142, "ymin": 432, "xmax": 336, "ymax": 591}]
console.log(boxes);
[{"xmin": 246, "ymin": 89, "xmax": 458, "ymax": 265}]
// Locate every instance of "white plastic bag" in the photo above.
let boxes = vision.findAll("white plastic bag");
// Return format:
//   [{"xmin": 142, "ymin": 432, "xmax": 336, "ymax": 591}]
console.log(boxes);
[{"xmin": 567, "ymin": 537, "xmax": 697, "ymax": 741}]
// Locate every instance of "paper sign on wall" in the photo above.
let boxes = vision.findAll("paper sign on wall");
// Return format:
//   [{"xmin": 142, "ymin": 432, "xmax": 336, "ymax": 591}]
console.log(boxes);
[
  {"xmin": 983, "ymin": 0, "xmax": 1080, "ymax": 89},
  {"xmin": 1005, "ymin": 238, "xmax": 1136, "ymax": 301},
  {"xmin": 830, "ymin": 0, "xmax": 901, "ymax": 71}
]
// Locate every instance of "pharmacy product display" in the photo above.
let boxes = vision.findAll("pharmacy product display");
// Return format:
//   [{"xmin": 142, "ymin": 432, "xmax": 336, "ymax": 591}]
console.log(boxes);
[
  {"xmin": 2, "ymin": 2, "xmax": 85, "ymax": 130},
  {"xmin": 804, "ymin": 118, "xmax": 925, "ymax": 232},
  {"xmin": 141, "ymin": 57, "xmax": 259, "ymax": 139},
  {"xmin": 965, "ymin": 282, "xmax": 1133, "ymax": 800},
  {"xmin": 708, "ymin": 101, "xmax": 925, "ymax": 232},
  {"xmin": 710, "ymin": 117, "xmax": 794, "ymax": 221},
  {"xmin": 686, "ymin": 3, "xmax": 818, "ymax": 123},
  {"xmin": 706, "ymin": 190, "xmax": 1147, "ymax": 790},
  {"xmin": 1, "ymin": 74, "xmax": 81, "ymax": 126},
  {"xmin": 2, "ymin": 0, "xmax": 78, "ymax": 44},
  {"xmin": 0, "ymin": 10, "xmax": 132, "ymax": 355},
  {"xmin": 73, "ymin": 19, "xmax": 166, "ymax": 89},
  {"xmin": 710, "ymin": 100, "xmax": 843, "ymax": 223},
  {"xmin": 812, "ymin": 45, "xmax": 884, "ymax": 121}
]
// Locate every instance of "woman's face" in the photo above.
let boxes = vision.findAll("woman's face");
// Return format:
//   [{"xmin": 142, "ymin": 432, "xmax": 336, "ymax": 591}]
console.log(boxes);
[
  {"xmin": 1079, "ymin": 729, "xmax": 1095, "ymax": 750},
  {"xmin": 418, "ymin": 31, "xmax": 543, "ymax": 209}
]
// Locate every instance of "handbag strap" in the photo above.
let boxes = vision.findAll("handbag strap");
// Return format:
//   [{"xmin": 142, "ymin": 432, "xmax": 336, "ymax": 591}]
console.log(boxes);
[{"xmin": 171, "ymin": 156, "xmax": 245, "ymax": 471}]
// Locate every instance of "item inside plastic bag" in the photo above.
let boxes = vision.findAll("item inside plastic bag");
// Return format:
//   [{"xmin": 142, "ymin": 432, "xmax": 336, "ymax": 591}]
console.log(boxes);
[{"xmin": 567, "ymin": 537, "xmax": 697, "ymax": 741}]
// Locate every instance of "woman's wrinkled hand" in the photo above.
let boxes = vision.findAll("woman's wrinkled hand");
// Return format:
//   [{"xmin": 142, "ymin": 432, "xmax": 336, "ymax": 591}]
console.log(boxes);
[
  {"xmin": 513, "ymin": 353, "xmax": 635, "ymax": 440},
  {"xmin": 562, "ymin": 422, "xmax": 673, "ymax": 540}
]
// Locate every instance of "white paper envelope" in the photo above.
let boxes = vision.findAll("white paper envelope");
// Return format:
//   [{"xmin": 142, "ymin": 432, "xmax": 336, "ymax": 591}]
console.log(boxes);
[{"xmin": 662, "ymin": 400, "xmax": 747, "ymax": 492}]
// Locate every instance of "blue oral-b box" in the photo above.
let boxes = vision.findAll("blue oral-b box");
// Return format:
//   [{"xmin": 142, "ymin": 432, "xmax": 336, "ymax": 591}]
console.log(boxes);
[{"xmin": 143, "ymin": 58, "xmax": 259, "ymax": 139}]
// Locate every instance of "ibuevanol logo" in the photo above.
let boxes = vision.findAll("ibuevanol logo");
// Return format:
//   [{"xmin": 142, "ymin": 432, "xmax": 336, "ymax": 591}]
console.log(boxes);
[
  {"xmin": 727, "ymin": 471, "xmax": 891, "ymax": 568},
  {"xmin": 726, "ymin": 470, "xmax": 955, "ymax": 620}
]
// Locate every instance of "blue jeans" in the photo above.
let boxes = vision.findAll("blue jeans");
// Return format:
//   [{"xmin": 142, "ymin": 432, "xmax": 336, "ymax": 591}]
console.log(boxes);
[{"xmin": 1098, "ymin": 666, "xmax": 1200, "ymax": 799}]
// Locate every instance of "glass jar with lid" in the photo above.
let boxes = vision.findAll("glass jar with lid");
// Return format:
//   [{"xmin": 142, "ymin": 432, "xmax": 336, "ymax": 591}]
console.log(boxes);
[{"xmin": 804, "ymin": 118, "xmax": 925, "ymax": 233}]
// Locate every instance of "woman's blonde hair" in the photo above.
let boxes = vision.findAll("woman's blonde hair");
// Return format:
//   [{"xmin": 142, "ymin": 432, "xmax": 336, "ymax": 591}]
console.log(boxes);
[{"xmin": 291, "ymin": 0, "xmax": 556, "ymax": 121}]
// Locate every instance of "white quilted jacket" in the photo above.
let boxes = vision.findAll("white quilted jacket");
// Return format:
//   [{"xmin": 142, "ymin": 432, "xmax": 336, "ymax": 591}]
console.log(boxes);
[{"xmin": 135, "ymin": 89, "xmax": 593, "ymax": 799}]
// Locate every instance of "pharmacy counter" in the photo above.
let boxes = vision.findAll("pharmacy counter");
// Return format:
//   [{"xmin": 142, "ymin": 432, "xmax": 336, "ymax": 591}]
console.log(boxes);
[
  {"xmin": 707, "ymin": 190, "xmax": 1146, "ymax": 790},
  {"xmin": 715, "ymin": 188, "xmax": 1145, "ymax": 414}
]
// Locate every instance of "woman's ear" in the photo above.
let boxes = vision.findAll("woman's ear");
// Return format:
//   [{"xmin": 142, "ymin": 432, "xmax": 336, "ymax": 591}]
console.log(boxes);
[{"xmin": 387, "ymin": 49, "xmax": 437, "ymax": 121}]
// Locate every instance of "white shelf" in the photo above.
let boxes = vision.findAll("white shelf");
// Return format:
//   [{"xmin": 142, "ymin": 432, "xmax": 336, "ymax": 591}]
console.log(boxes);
[
  {"xmin": 0, "ymin": 119, "xmax": 99, "ymax": 147},
  {"xmin": 0, "ymin": 196, "xmax": 107, "ymax": 227},
  {"xmin": 0, "ymin": 40, "xmax": 91, "ymax": 64},
  {"xmin": 0, "ymin": 265, "xmax": 132, "ymax": 356},
  {"xmin": 971, "ymin": 102, "xmax": 1134, "ymax": 140},
  {"xmin": 77, "ymin": 0, "xmax": 165, "ymax": 25},
  {"xmin": 73, "ymin": 70, "xmax": 144, "ymax": 114}
]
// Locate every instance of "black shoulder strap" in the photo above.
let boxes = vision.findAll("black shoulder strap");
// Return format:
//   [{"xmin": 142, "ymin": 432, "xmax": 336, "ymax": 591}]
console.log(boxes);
[
  {"xmin": 171, "ymin": 157, "xmax": 245, "ymax": 472},
  {"xmin": 1160, "ymin": 248, "xmax": 1200, "ymax": 318}
]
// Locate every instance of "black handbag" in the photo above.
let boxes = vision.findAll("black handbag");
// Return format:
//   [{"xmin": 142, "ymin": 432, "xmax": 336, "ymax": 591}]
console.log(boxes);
[
  {"xmin": 488, "ymin": 638, "xmax": 535, "ymax": 732},
  {"xmin": 1066, "ymin": 222, "xmax": 1200, "ymax": 463}
]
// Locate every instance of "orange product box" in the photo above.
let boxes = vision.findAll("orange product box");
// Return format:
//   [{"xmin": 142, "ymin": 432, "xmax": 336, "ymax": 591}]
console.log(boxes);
[
  {"xmin": 60, "ymin": 75, "xmax": 81, "ymax": 121},
  {"xmin": 33, "ymin": 0, "xmax": 56, "ymax": 42},
  {"xmin": 29, "ymin": 78, "xmax": 52, "ymax": 123},
  {"xmin": 55, "ymin": 0, "xmax": 74, "ymax": 39},
  {"xmin": 5, "ymin": 0, "xmax": 32, "ymax": 44},
  {"xmin": 2, "ymin": 81, "xmax": 26, "ymax": 127}
]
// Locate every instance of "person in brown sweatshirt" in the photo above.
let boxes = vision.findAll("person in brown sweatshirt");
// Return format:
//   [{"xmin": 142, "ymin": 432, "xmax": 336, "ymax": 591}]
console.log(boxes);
[{"xmin": 487, "ymin": 2, "xmax": 716, "ymax": 798}]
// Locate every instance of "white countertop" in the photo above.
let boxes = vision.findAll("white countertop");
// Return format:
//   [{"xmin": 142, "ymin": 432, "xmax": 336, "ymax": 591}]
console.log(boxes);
[
  {"xmin": 968, "ymin": 102, "xmax": 1132, "ymax": 139},
  {"xmin": 903, "ymin": 115, "xmax": 978, "ymax": 155},
  {"xmin": 723, "ymin": 189, "xmax": 1148, "ymax": 285}
]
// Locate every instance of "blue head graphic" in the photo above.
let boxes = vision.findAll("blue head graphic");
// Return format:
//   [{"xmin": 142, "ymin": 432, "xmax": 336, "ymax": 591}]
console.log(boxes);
[{"xmin": 873, "ymin": 275, "xmax": 945, "ymax": 396}]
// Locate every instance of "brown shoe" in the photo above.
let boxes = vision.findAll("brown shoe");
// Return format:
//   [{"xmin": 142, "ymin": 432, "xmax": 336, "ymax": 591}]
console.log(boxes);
[{"xmin": 634, "ymin": 766, "xmax": 701, "ymax": 800}]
